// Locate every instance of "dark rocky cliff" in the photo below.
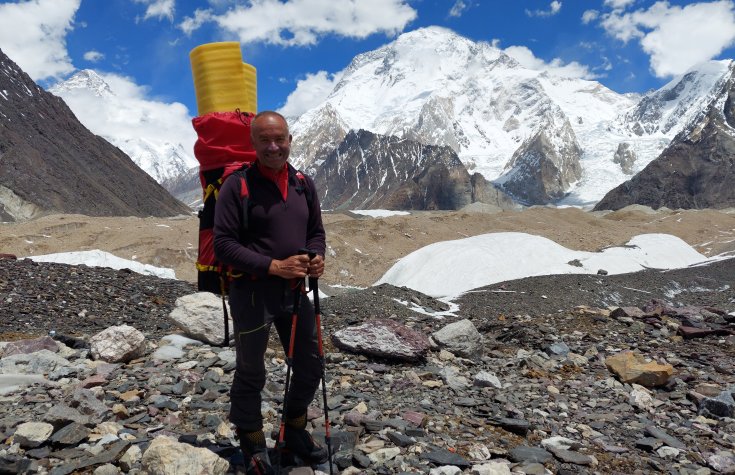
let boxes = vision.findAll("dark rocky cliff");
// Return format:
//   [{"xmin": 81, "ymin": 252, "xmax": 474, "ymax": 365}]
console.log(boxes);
[
  {"xmin": 0, "ymin": 49, "xmax": 190, "ymax": 221},
  {"xmin": 312, "ymin": 129, "xmax": 515, "ymax": 210}
]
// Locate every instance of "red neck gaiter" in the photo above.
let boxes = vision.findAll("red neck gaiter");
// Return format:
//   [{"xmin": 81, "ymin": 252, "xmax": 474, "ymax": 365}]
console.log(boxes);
[{"xmin": 257, "ymin": 161, "xmax": 289, "ymax": 201}]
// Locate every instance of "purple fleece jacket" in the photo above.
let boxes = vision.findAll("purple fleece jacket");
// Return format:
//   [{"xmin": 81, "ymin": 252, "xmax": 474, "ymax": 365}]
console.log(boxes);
[{"xmin": 213, "ymin": 162, "xmax": 326, "ymax": 277}]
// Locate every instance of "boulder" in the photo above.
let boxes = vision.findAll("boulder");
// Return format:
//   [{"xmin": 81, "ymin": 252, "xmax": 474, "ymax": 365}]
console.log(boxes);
[
  {"xmin": 431, "ymin": 319, "xmax": 483, "ymax": 358},
  {"xmin": 141, "ymin": 435, "xmax": 229, "ymax": 475},
  {"xmin": 332, "ymin": 319, "xmax": 430, "ymax": 361},
  {"xmin": 90, "ymin": 325, "xmax": 146, "ymax": 363},
  {"xmin": 167, "ymin": 292, "xmax": 231, "ymax": 345}
]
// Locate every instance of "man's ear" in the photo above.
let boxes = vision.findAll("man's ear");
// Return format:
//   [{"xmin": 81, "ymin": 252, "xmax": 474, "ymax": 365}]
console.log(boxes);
[{"xmin": 288, "ymin": 134, "xmax": 293, "ymax": 145}]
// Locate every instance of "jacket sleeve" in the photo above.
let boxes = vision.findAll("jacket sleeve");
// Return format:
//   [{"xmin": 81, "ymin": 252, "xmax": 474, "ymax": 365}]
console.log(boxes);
[
  {"xmin": 213, "ymin": 175, "xmax": 272, "ymax": 277},
  {"xmin": 304, "ymin": 175, "xmax": 327, "ymax": 257}
]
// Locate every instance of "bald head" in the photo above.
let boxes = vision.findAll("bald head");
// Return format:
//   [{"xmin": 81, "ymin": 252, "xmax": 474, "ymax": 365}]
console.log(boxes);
[
  {"xmin": 251, "ymin": 111, "xmax": 289, "ymax": 137},
  {"xmin": 250, "ymin": 110, "xmax": 292, "ymax": 170}
]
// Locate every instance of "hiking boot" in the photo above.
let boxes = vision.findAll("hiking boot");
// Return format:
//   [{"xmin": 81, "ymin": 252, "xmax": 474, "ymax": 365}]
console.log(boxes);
[
  {"xmin": 283, "ymin": 426, "xmax": 328, "ymax": 464},
  {"xmin": 237, "ymin": 429, "xmax": 275, "ymax": 475},
  {"xmin": 244, "ymin": 451, "xmax": 274, "ymax": 475}
]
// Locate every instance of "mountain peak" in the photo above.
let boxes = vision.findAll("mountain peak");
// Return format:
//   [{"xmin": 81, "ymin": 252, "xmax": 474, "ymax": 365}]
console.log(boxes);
[{"xmin": 50, "ymin": 69, "xmax": 114, "ymax": 98}]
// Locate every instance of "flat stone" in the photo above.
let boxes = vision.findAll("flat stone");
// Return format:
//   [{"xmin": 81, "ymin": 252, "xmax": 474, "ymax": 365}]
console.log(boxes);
[
  {"xmin": 508, "ymin": 446, "xmax": 553, "ymax": 464},
  {"xmin": 611, "ymin": 307, "xmax": 646, "ymax": 319},
  {"xmin": 401, "ymin": 410, "xmax": 427, "ymax": 427},
  {"xmin": 51, "ymin": 422, "xmax": 90, "ymax": 446},
  {"xmin": 488, "ymin": 417, "xmax": 530, "ymax": 436},
  {"xmin": 49, "ymin": 440, "xmax": 131, "ymax": 475},
  {"xmin": 644, "ymin": 425, "xmax": 686, "ymax": 449},
  {"xmin": 635, "ymin": 437, "xmax": 663, "ymax": 451},
  {"xmin": 421, "ymin": 449, "xmax": 470, "ymax": 468},
  {"xmin": 548, "ymin": 447, "xmax": 595, "ymax": 465},
  {"xmin": 387, "ymin": 431, "xmax": 416, "ymax": 447},
  {"xmin": 1, "ymin": 336, "xmax": 58, "ymax": 357},
  {"xmin": 332, "ymin": 319, "xmax": 430, "ymax": 362}
]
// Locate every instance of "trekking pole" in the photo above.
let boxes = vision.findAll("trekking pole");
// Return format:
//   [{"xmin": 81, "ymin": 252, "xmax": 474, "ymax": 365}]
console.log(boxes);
[
  {"xmin": 218, "ymin": 274, "xmax": 230, "ymax": 347},
  {"xmin": 277, "ymin": 252, "xmax": 308, "ymax": 473},
  {"xmin": 308, "ymin": 252, "xmax": 335, "ymax": 475}
]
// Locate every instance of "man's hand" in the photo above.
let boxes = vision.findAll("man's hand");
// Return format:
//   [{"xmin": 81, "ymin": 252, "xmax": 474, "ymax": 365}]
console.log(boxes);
[
  {"xmin": 268, "ymin": 254, "xmax": 310, "ymax": 279},
  {"xmin": 307, "ymin": 254, "xmax": 324, "ymax": 278}
]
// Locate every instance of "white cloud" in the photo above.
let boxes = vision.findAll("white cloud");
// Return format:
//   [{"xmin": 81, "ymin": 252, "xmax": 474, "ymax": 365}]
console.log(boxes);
[
  {"xmin": 179, "ymin": 8, "xmax": 214, "ymax": 35},
  {"xmin": 582, "ymin": 9, "xmax": 599, "ymax": 24},
  {"xmin": 601, "ymin": 0, "xmax": 735, "ymax": 77},
  {"xmin": 178, "ymin": 0, "xmax": 417, "ymax": 45},
  {"xmin": 502, "ymin": 45, "xmax": 597, "ymax": 79},
  {"xmin": 604, "ymin": 0, "xmax": 636, "ymax": 10},
  {"xmin": 278, "ymin": 70, "xmax": 342, "ymax": 117},
  {"xmin": 83, "ymin": 50, "xmax": 105, "ymax": 62},
  {"xmin": 0, "ymin": 0, "xmax": 80, "ymax": 81},
  {"xmin": 526, "ymin": 1, "xmax": 562, "ymax": 18},
  {"xmin": 449, "ymin": 0, "xmax": 470, "ymax": 18},
  {"xmin": 133, "ymin": 0, "xmax": 175, "ymax": 21},
  {"xmin": 52, "ymin": 71, "xmax": 196, "ymax": 167}
]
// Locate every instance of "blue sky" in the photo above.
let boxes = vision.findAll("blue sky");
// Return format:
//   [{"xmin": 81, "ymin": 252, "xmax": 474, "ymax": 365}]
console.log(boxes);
[{"xmin": 2, "ymin": 0, "xmax": 735, "ymax": 119}]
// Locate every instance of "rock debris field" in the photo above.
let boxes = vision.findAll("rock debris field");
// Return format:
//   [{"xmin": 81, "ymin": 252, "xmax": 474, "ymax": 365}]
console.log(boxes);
[{"xmin": 0, "ymin": 256, "xmax": 734, "ymax": 474}]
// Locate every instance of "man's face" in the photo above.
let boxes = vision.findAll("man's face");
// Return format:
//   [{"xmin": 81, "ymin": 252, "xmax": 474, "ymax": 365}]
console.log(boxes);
[{"xmin": 251, "ymin": 114, "xmax": 292, "ymax": 170}]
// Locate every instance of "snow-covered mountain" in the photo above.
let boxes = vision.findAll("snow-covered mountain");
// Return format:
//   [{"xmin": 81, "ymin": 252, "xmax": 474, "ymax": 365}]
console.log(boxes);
[
  {"xmin": 290, "ymin": 26, "xmax": 734, "ymax": 207},
  {"xmin": 48, "ymin": 70, "xmax": 197, "ymax": 186},
  {"xmin": 596, "ymin": 61, "xmax": 735, "ymax": 211}
]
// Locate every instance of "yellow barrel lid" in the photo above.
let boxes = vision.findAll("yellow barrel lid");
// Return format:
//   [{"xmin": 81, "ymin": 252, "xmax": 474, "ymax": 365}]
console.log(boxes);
[{"xmin": 190, "ymin": 42, "xmax": 257, "ymax": 115}]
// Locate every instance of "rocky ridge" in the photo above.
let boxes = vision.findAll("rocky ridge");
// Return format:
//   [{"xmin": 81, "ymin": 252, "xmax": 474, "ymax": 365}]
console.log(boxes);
[
  {"xmin": 0, "ymin": 257, "xmax": 734, "ymax": 474},
  {"xmin": 312, "ymin": 129, "xmax": 517, "ymax": 211},
  {"xmin": 0, "ymin": 50, "xmax": 190, "ymax": 222}
]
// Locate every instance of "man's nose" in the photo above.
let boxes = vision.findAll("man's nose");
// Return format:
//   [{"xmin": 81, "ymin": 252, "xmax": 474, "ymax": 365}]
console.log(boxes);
[{"xmin": 266, "ymin": 141, "xmax": 279, "ymax": 150}]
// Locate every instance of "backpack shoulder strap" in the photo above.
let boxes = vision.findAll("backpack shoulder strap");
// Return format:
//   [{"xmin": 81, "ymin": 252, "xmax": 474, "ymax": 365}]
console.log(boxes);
[
  {"xmin": 290, "ymin": 166, "xmax": 314, "ymax": 211},
  {"xmin": 230, "ymin": 163, "xmax": 253, "ymax": 232}
]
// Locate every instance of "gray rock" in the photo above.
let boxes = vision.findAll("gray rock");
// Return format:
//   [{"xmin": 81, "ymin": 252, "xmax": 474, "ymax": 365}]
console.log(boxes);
[
  {"xmin": 700, "ymin": 390, "xmax": 735, "ymax": 418},
  {"xmin": 635, "ymin": 437, "xmax": 663, "ymax": 452},
  {"xmin": 387, "ymin": 431, "xmax": 416, "ymax": 447},
  {"xmin": 167, "ymin": 292, "xmax": 232, "ymax": 345},
  {"xmin": 508, "ymin": 446, "xmax": 553, "ymax": 464},
  {"xmin": 72, "ymin": 388, "xmax": 111, "ymax": 419},
  {"xmin": 488, "ymin": 417, "xmax": 530, "ymax": 436},
  {"xmin": 0, "ymin": 349, "xmax": 71, "ymax": 375},
  {"xmin": 13, "ymin": 422, "xmax": 54, "ymax": 448},
  {"xmin": 547, "ymin": 446, "xmax": 595, "ymax": 465},
  {"xmin": 473, "ymin": 371, "xmax": 502, "ymax": 389},
  {"xmin": 431, "ymin": 319, "xmax": 483, "ymax": 359},
  {"xmin": 644, "ymin": 425, "xmax": 686, "ymax": 449},
  {"xmin": 51, "ymin": 422, "xmax": 90, "ymax": 446},
  {"xmin": 421, "ymin": 449, "xmax": 471, "ymax": 468},
  {"xmin": 545, "ymin": 341, "xmax": 570, "ymax": 357}
]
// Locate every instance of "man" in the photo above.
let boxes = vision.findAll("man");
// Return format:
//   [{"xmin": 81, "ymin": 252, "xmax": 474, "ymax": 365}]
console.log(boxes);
[{"xmin": 213, "ymin": 111, "xmax": 328, "ymax": 474}]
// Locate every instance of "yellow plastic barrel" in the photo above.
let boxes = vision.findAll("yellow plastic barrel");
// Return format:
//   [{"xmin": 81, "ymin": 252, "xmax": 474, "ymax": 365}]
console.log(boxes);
[
  {"xmin": 242, "ymin": 62, "xmax": 257, "ymax": 114},
  {"xmin": 190, "ymin": 42, "xmax": 257, "ymax": 116}
]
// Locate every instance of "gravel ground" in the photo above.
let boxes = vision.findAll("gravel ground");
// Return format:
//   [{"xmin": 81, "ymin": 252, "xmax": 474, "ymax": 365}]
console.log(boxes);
[
  {"xmin": 1, "ymin": 257, "xmax": 735, "ymax": 474},
  {"xmin": 1, "ymin": 257, "xmax": 733, "ymax": 342}
]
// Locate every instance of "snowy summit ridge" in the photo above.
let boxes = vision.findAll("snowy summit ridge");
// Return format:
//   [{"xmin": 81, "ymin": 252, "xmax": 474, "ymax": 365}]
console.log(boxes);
[{"xmin": 290, "ymin": 27, "xmax": 735, "ymax": 207}]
